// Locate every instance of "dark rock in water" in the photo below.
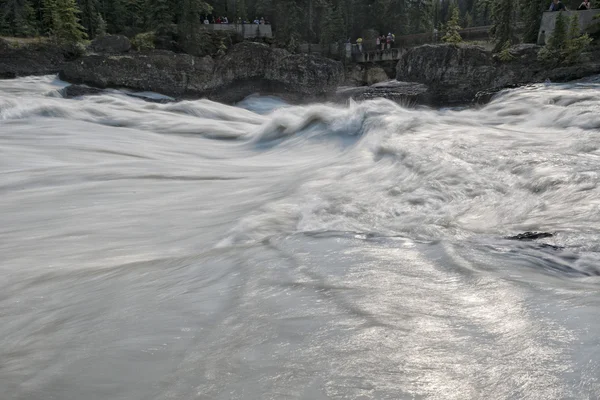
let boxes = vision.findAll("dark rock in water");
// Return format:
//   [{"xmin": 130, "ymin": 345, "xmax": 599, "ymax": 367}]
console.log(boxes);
[
  {"xmin": 59, "ymin": 42, "xmax": 344, "ymax": 103},
  {"xmin": 335, "ymin": 80, "xmax": 430, "ymax": 105},
  {"xmin": 0, "ymin": 38, "xmax": 68, "ymax": 78},
  {"xmin": 396, "ymin": 43, "xmax": 600, "ymax": 105},
  {"xmin": 61, "ymin": 84, "xmax": 105, "ymax": 98},
  {"xmin": 89, "ymin": 35, "xmax": 131, "ymax": 53},
  {"xmin": 61, "ymin": 84, "xmax": 176, "ymax": 103},
  {"xmin": 507, "ymin": 232, "xmax": 554, "ymax": 241}
]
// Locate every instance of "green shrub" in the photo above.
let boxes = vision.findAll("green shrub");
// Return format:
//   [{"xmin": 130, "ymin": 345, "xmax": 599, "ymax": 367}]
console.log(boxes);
[
  {"xmin": 497, "ymin": 40, "xmax": 515, "ymax": 62},
  {"xmin": 538, "ymin": 13, "xmax": 592, "ymax": 65},
  {"xmin": 131, "ymin": 32, "xmax": 155, "ymax": 51},
  {"xmin": 442, "ymin": 6, "xmax": 462, "ymax": 44}
]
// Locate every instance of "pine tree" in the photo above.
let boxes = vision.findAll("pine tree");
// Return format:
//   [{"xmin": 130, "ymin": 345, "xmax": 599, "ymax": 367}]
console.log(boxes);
[
  {"xmin": 51, "ymin": 0, "xmax": 87, "ymax": 42},
  {"xmin": 146, "ymin": 0, "xmax": 174, "ymax": 33},
  {"xmin": 521, "ymin": 0, "xmax": 546, "ymax": 43},
  {"xmin": 0, "ymin": 0, "xmax": 38, "ymax": 36},
  {"xmin": 42, "ymin": 0, "xmax": 58, "ymax": 34},
  {"xmin": 563, "ymin": 14, "xmax": 592, "ymax": 64},
  {"xmin": 77, "ymin": 0, "xmax": 100, "ymax": 37},
  {"xmin": 408, "ymin": 0, "xmax": 432, "ymax": 34},
  {"xmin": 490, "ymin": 0, "xmax": 516, "ymax": 51},
  {"xmin": 272, "ymin": 0, "xmax": 301, "ymax": 51},
  {"xmin": 235, "ymin": 0, "xmax": 247, "ymax": 20},
  {"xmin": 178, "ymin": 0, "xmax": 210, "ymax": 54},
  {"xmin": 463, "ymin": 10, "xmax": 472, "ymax": 27},
  {"xmin": 442, "ymin": 4, "xmax": 461, "ymax": 43},
  {"xmin": 96, "ymin": 11, "xmax": 105, "ymax": 34}
]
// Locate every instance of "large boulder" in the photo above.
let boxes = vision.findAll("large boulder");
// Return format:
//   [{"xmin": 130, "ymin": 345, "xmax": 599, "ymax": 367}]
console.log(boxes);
[
  {"xmin": 60, "ymin": 52, "xmax": 214, "ymax": 97},
  {"xmin": 59, "ymin": 42, "xmax": 345, "ymax": 102},
  {"xmin": 89, "ymin": 35, "xmax": 131, "ymax": 53},
  {"xmin": 396, "ymin": 43, "xmax": 600, "ymax": 105},
  {"xmin": 0, "ymin": 38, "xmax": 69, "ymax": 78}
]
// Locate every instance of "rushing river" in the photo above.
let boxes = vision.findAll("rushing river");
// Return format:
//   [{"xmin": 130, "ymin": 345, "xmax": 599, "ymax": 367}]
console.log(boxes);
[{"xmin": 1, "ymin": 75, "xmax": 600, "ymax": 400}]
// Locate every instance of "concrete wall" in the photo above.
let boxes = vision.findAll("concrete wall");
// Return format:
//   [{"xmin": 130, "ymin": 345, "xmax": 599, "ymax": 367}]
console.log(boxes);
[
  {"xmin": 537, "ymin": 9, "xmax": 600, "ymax": 44},
  {"xmin": 201, "ymin": 24, "xmax": 272, "ymax": 39},
  {"xmin": 352, "ymin": 48, "xmax": 405, "ymax": 63}
]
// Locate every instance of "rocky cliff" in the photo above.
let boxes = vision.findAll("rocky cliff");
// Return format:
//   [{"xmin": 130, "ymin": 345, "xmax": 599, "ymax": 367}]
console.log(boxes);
[
  {"xmin": 59, "ymin": 42, "xmax": 344, "ymax": 103},
  {"xmin": 0, "ymin": 39, "xmax": 75, "ymax": 79},
  {"xmin": 396, "ymin": 43, "xmax": 600, "ymax": 104}
]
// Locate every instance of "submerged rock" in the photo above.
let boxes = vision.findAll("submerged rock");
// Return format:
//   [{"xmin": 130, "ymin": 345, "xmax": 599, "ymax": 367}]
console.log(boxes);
[
  {"xmin": 507, "ymin": 232, "xmax": 554, "ymax": 241},
  {"xmin": 61, "ymin": 84, "xmax": 105, "ymax": 98},
  {"xmin": 335, "ymin": 80, "xmax": 430, "ymax": 105},
  {"xmin": 59, "ymin": 42, "xmax": 344, "ymax": 103},
  {"xmin": 60, "ymin": 84, "xmax": 176, "ymax": 103}
]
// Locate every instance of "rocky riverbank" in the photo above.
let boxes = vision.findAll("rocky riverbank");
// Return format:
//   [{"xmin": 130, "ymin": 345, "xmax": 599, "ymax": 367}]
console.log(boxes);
[
  {"xmin": 2, "ymin": 36, "xmax": 600, "ymax": 106},
  {"xmin": 1, "ymin": 36, "xmax": 344, "ymax": 103},
  {"xmin": 396, "ymin": 43, "xmax": 600, "ymax": 105}
]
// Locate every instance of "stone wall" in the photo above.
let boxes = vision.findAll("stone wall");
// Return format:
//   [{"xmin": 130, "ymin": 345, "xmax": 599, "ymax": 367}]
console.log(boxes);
[
  {"xmin": 201, "ymin": 24, "xmax": 272, "ymax": 39},
  {"xmin": 537, "ymin": 9, "xmax": 600, "ymax": 44}
]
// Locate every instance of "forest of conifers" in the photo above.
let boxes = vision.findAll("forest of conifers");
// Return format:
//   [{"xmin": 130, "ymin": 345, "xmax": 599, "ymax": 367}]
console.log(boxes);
[{"xmin": 0, "ymin": 0, "xmax": 550, "ymax": 49}]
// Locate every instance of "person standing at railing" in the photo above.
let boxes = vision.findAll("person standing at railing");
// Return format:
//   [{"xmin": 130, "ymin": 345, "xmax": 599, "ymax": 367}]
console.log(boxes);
[
  {"xmin": 356, "ymin": 37, "xmax": 363, "ymax": 52},
  {"xmin": 578, "ymin": 0, "xmax": 591, "ymax": 9},
  {"xmin": 549, "ymin": 0, "xmax": 567, "ymax": 11},
  {"xmin": 376, "ymin": 36, "xmax": 381, "ymax": 50}
]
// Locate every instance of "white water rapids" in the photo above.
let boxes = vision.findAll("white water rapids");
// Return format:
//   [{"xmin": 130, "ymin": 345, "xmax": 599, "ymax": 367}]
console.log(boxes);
[{"xmin": 1, "ymin": 75, "xmax": 600, "ymax": 399}]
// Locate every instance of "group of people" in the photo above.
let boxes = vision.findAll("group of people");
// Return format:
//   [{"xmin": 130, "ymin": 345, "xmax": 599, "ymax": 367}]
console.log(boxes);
[
  {"xmin": 354, "ymin": 33, "xmax": 396, "ymax": 52},
  {"xmin": 354, "ymin": 32, "xmax": 396, "ymax": 53},
  {"xmin": 376, "ymin": 33, "xmax": 396, "ymax": 50},
  {"xmin": 202, "ymin": 16, "xmax": 270, "ymax": 24},
  {"xmin": 549, "ymin": 0, "xmax": 592, "ymax": 11}
]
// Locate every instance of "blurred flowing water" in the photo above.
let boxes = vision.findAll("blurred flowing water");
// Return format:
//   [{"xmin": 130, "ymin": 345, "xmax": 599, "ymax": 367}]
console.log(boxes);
[{"xmin": 1, "ymin": 75, "xmax": 600, "ymax": 400}]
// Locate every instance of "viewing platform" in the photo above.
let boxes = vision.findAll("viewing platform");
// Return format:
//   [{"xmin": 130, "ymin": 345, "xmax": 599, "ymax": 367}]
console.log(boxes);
[
  {"xmin": 200, "ymin": 24, "xmax": 272, "ymax": 39},
  {"xmin": 538, "ymin": 9, "xmax": 600, "ymax": 44}
]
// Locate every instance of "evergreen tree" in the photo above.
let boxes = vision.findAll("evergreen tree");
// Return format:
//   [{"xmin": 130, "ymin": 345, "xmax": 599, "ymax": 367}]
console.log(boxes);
[
  {"xmin": 490, "ymin": 0, "xmax": 516, "ymax": 51},
  {"xmin": 563, "ymin": 14, "xmax": 592, "ymax": 63},
  {"xmin": 474, "ymin": 0, "xmax": 492, "ymax": 26},
  {"xmin": 272, "ymin": 0, "xmax": 301, "ymax": 51},
  {"xmin": 146, "ymin": 0, "xmax": 174, "ymax": 32},
  {"xmin": 178, "ymin": 0, "xmax": 211, "ymax": 53},
  {"xmin": 77, "ymin": 0, "xmax": 100, "ymax": 37},
  {"xmin": 521, "ymin": 0, "xmax": 546, "ymax": 43},
  {"xmin": 51, "ymin": 0, "xmax": 87, "ymax": 42},
  {"xmin": 463, "ymin": 10, "xmax": 472, "ymax": 27},
  {"xmin": 537, "ymin": 12, "xmax": 591, "ymax": 65},
  {"xmin": 442, "ymin": 4, "xmax": 461, "ymax": 43},
  {"xmin": 235, "ymin": 0, "xmax": 248, "ymax": 20},
  {"xmin": 0, "ymin": 0, "xmax": 38, "ymax": 36},
  {"xmin": 96, "ymin": 11, "xmax": 105, "ymax": 34},
  {"xmin": 42, "ymin": 0, "xmax": 58, "ymax": 34},
  {"xmin": 408, "ymin": 0, "xmax": 432, "ymax": 34}
]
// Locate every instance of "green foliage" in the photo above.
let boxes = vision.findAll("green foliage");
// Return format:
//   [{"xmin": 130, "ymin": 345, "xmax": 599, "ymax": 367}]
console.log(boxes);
[
  {"xmin": 490, "ymin": 0, "xmax": 516, "ymax": 52},
  {"xmin": 463, "ymin": 10, "xmax": 472, "ymax": 28},
  {"xmin": 319, "ymin": 1, "xmax": 345, "ymax": 47},
  {"xmin": 520, "ymin": 0, "xmax": 547, "ymax": 43},
  {"xmin": 496, "ymin": 39, "xmax": 514, "ymax": 61},
  {"xmin": 0, "ymin": 0, "xmax": 38, "ymax": 36},
  {"xmin": 146, "ymin": 0, "xmax": 174, "ymax": 32},
  {"xmin": 131, "ymin": 30, "xmax": 154, "ymax": 49},
  {"xmin": 442, "ymin": 5, "xmax": 462, "ymax": 43},
  {"xmin": 539, "ymin": 13, "xmax": 592, "ymax": 65},
  {"xmin": 178, "ymin": 0, "xmax": 211, "ymax": 54},
  {"xmin": 77, "ymin": 0, "xmax": 100, "ymax": 38},
  {"xmin": 96, "ymin": 11, "xmax": 105, "ymax": 35},
  {"xmin": 45, "ymin": 0, "xmax": 86, "ymax": 43},
  {"xmin": 216, "ymin": 38, "xmax": 226, "ymax": 56},
  {"xmin": 272, "ymin": 0, "xmax": 301, "ymax": 51}
]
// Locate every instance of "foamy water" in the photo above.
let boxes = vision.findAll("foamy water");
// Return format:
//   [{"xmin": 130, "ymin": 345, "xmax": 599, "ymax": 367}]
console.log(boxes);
[{"xmin": 1, "ymin": 75, "xmax": 600, "ymax": 399}]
